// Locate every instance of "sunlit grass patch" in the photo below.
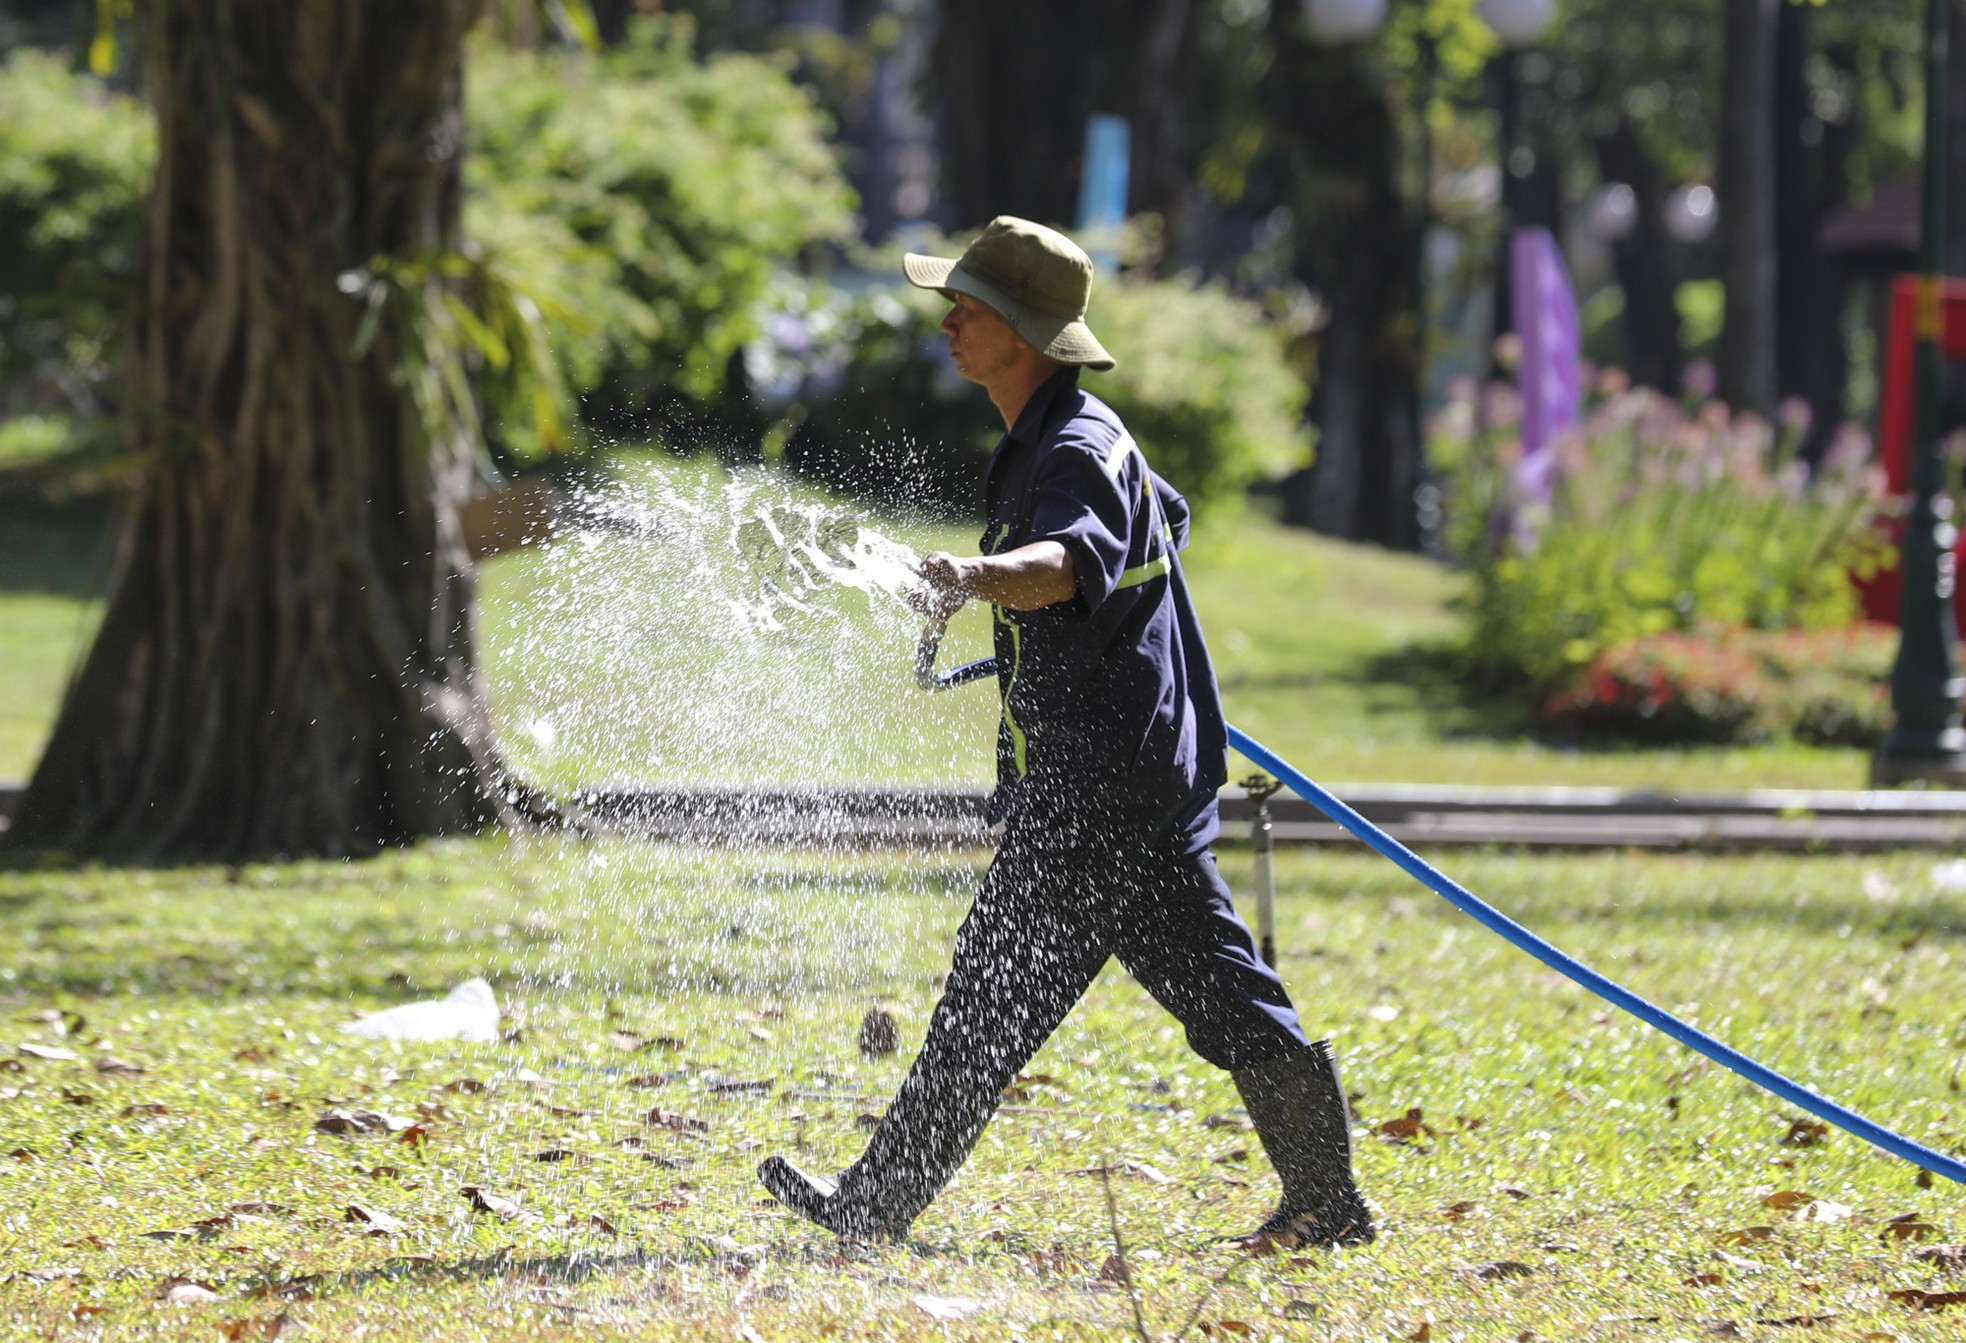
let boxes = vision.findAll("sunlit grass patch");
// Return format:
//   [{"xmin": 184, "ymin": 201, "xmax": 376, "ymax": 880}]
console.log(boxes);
[{"xmin": 0, "ymin": 838, "xmax": 1960, "ymax": 1338}]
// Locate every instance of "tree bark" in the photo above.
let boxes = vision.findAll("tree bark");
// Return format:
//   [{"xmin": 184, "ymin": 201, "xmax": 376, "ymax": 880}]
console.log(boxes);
[
  {"xmin": 1717, "ymin": 0, "xmax": 1780, "ymax": 414},
  {"xmin": 1773, "ymin": 3, "xmax": 1851, "ymax": 462},
  {"xmin": 1273, "ymin": 28, "xmax": 1422, "ymax": 549},
  {"xmin": 926, "ymin": 0, "xmax": 1201, "ymax": 234},
  {"xmin": 8, "ymin": 0, "xmax": 510, "ymax": 861}
]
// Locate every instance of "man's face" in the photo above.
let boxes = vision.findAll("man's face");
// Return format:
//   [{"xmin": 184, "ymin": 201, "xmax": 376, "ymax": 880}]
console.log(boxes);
[{"xmin": 940, "ymin": 293, "xmax": 1027, "ymax": 386}]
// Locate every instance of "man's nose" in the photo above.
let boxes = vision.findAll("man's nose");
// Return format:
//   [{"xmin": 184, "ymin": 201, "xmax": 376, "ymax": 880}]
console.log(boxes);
[{"xmin": 940, "ymin": 310, "xmax": 960, "ymax": 336}]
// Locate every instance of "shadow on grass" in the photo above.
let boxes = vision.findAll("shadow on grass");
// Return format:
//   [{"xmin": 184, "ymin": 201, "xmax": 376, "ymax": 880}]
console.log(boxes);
[
  {"xmin": 0, "ymin": 498, "xmax": 114, "ymax": 599},
  {"xmin": 1227, "ymin": 639, "xmax": 1532, "ymax": 745},
  {"xmin": 254, "ymin": 1228, "xmax": 992, "ymax": 1305}
]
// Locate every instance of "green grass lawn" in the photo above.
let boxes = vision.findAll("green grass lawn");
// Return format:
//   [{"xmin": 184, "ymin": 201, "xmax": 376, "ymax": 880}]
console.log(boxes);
[
  {"xmin": 1, "ymin": 454, "xmax": 1879, "ymax": 790},
  {"xmin": 0, "ymin": 837, "xmax": 1959, "ymax": 1339}
]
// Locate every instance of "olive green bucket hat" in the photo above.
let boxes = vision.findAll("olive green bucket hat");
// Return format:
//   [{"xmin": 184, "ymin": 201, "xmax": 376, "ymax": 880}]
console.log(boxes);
[{"xmin": 903, "ymin": 216, "xmax": 1116, "ymax": 372}]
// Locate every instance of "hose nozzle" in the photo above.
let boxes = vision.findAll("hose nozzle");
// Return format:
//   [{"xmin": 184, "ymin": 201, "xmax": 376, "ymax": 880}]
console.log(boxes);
[{"xmin": 914, "ymin": 619, "xmax": 997, "ymax": 692}]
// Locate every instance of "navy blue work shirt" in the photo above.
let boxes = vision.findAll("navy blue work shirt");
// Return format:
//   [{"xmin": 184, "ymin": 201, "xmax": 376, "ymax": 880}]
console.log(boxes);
[{"xmin": 980, "ymin": 366, "xmax": 1227, "ymax": 851}]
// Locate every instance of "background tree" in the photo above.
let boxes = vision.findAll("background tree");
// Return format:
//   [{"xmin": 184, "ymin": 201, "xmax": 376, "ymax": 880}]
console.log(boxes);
[
  {"xmin": 9, "ymin": 0, "xmax": 511, "ymax": 859},
  {"xmin": 1717, "ymin": 0, "xmax": 1780, "ymax": 414}
]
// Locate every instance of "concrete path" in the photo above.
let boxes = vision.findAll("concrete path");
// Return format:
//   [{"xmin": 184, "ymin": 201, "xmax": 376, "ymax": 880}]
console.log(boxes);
[{"xmin": 7, "ymin": 780, "xmax": 1965, "ymax": 851}]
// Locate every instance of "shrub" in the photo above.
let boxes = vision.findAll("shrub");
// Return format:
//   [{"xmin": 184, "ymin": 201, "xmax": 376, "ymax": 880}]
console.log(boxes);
[
  {"xmin": 0, "ymin": 49, "xmax": 153, "ymax": 403},
  {"xmin": 1539, "ymin": 624, "xmax": 1894, "ymax": 747},
  {"xmin": 466, "ymin": 17, "xmax": 857, "ymax": 455},
  {"xmin": 757, "ymin": 234, "xmax": 1313, "ymax": 515},
  {"xmin": 1429, "ymin": 374, "xmax": 1889, "ymax": 696}
]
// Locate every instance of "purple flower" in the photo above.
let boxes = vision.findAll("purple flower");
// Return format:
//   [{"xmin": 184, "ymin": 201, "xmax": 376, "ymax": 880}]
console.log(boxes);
[
  {"xmin": 1681, "ymin": 359, "xmax": 1717, "ymax": 400},
  {"xmin": 1776, "ymin": 396, "xmax": 1814, "ymax": 438}
]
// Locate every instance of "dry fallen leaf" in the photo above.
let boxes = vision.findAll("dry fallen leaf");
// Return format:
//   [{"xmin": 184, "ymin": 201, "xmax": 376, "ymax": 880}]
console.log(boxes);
[
  {"xmin": 1762, "ymin": 1190, "xmax": 1815, "ymax": 1210},
  {"xmin": 1882, "ymin": 1214, "xmax": 1942, "ymax": 1243},
  {"xmin": 645, "ymin": 1106, "xmax": 710, "ymax": 1133},
  {"xmin": 218, "ymin": 1314, "xmax": 292, "ymax": 1341},
  {"xmin": 314, "ymin": 1107, "xmax": 413, "ymax": 1137},
  {"xmin": 634, "ymin": 1196, "xmax": 692, "ymax": 1213},
  {"xmin": 1438, "ymin": 1201, "xmax": 1482, "ymax": 1222},
  {"xmin": 93, "ymin": 1056, "xmax": 146, "ymax": 1076},
  {"xmin": 1781, "ymin": 1118, "xmax": 1830, "ymax": 1147},
  {"xmin": 344, "ymin": 1205, "xmax": 404, "ymax": 1235},
  {"xmin": 459, "ymin": 1185, "xmax": 525, "ymax": 1222},
  {"xmin": 1377, "ymin": 1108, "xmax": 1436, "ymax": 1144},
  {"xmin": 1097, "ymin": 1252, "xmax": 1131, "ymax": 1286},
  {"xmin": 441, "ymin": 1077, "xmax": 485, "ymax": 1094},
  {"xmin": 1910, "ymin": 1243, "xmax": 1966, "ymax": 1268},
  {"xmin": 1460, "ymin": 1260, "xmax": 1535, "ymax": 1282},
  {"xmin": 1718, "ymin": 1226, "xmax": 1777, "ymax": 1246},
  {"xmin": 1888, "ymin": 1289, "xmax": 1966, "ymax": 1310}
]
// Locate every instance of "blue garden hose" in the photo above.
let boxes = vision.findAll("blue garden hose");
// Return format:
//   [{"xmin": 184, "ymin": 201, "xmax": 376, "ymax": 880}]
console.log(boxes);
[{"xmin": 1226, "ymin": 724, "xmax": 1966, "ymax": 1186}]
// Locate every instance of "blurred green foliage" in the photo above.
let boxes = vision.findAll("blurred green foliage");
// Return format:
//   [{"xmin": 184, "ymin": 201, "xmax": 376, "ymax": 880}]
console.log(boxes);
[
  {"xmin": 1430, "ymin": 375, "xmax": 1886, "ymax": 696},
  {"xmin": 465, "ymin": 17, "xmax": 857, "ymax": 453},
  {"xmin": 0, "ymin": 49, "xmax": 151, "ymax": 400}
]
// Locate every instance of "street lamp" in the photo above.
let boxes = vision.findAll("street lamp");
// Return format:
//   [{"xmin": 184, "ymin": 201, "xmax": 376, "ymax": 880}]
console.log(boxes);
[
  {"xmin": 1478, "ymin": 0, "xmax": 1557, "ymax": 368},
  {"xmin": 1873, "ymin": 0, "xmax": 1966, "ymax": 784},
  {"xmin": 1663, "ymin": 184, "xmax": 1718, "ymax": 245},
  {"xmin": 1301, "ymin": 0, "xmax": 1388, "ymax": 43}
]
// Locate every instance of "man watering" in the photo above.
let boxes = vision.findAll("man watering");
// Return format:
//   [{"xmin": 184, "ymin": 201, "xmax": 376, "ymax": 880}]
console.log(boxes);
[{"xmin": 758, "ymin": 217, "xmax": 1373, "ymax": 1248}]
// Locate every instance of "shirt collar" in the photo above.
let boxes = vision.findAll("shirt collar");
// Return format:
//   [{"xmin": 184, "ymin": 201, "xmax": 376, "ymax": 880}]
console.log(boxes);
[{"xmin": 1005, "ymin": 364, "xmax": 1082, "ymax": 445}]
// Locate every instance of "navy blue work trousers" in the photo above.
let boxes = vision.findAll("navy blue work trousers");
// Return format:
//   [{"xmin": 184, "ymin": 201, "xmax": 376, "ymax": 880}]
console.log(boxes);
[{"xmin": 842, "ymin": 798, "xmax": 1312, "ymax": 1227}]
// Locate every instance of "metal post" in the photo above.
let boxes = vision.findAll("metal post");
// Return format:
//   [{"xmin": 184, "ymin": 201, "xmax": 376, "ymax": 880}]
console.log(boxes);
[
  {"xmin": 1242, "ymin": 774, "xmax": 1282, "ymax": 967},
  {"xmin": 1488, "ymin": 46, "xmax": 1522, "ymax": 375},
  {"xmin": 1874, "ymin": 0, "xmax": 1966, "ymax": 786}
]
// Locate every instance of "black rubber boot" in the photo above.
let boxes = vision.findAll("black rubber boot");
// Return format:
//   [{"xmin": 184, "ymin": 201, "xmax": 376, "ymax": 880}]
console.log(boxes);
[
  {"xmin": 1229, "ymin": 1040, "xmax": 1375, "ymax": 1248},
  {"xmin": 757, "ymin": 1156, "xmax": 907, "ymax": 1242}
]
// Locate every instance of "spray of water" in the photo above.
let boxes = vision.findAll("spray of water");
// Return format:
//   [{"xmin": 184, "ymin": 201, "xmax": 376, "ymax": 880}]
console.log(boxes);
[{"xmin": 484, "ymin": 455, "xmax": 995, "ymax": 799}]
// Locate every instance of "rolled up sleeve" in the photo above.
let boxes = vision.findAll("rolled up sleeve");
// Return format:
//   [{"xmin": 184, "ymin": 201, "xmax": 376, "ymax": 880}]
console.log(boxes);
[{"xmin": 1025, "ymin": 433, "xmax": 1134, "ymax": 615}]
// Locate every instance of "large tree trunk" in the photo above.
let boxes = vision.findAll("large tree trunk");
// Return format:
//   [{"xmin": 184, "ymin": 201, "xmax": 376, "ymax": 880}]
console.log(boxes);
[
  {"xmin": 1273, "ymin": 28, "xmax": 1422, "ymax": 549},
  {"xmin": 8, "ymin": 0, "xmax": 509, "ymax": 861},
  {"xmin": 1773, "ymin": 3, "xmax": 1852, "ymax": 462},
  {"xmin": 927, "ymin": 0, "xmax": 1201, "ymax": 234},
  {"xmin": 1717, "ymin": 0, "xmax": 1780, "ymax": 414}
]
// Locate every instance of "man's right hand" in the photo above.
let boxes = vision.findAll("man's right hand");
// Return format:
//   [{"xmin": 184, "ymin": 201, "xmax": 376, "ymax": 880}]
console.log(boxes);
[{"xmin": 913, "ymin": 552, "xmax": 973, "ymax": 621}]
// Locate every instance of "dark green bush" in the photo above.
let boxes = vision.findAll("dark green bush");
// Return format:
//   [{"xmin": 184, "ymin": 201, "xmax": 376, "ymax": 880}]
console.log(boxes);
[
  {"xmin": 466, "ymin": 18, "xmax": 857, "ymax": 454},
  {"xmin": 0, "ymin": 50, "xmax": 152, "ymax": 401}
]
